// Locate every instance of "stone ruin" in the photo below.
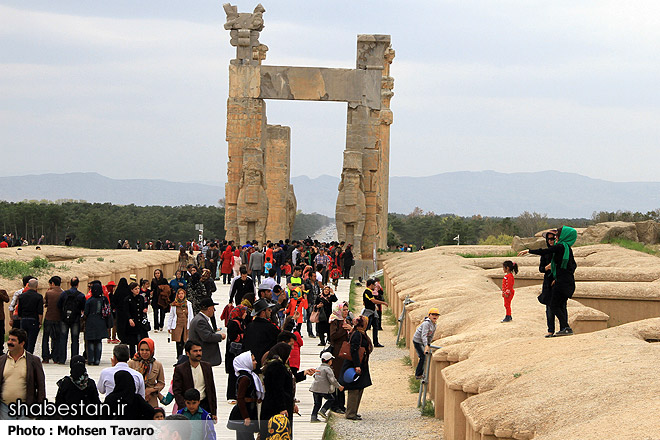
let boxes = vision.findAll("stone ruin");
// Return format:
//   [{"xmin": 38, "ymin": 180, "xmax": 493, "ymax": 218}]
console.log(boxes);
[{"xmin": 222, "ymin": 4, "xmax": 394, "ymax": 259}]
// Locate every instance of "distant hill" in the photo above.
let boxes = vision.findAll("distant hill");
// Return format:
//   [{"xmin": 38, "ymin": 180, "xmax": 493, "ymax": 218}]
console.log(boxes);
[
  {"xmin": 0, "ymin": 172, "xmax": 223, "ymax": 207},
  {"xmin": 3, "ymin": 171, "xmax": 660, "ymax": 218}
]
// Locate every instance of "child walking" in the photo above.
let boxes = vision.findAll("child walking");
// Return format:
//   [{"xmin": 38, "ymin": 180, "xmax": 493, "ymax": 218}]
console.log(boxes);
[
  {"xmin": 501, "ymin": 260, "xmax": 518, "ymax": 322},
  {"xmin": 309, "ymin": 352, "xmax": 343, "ymax": 422}
]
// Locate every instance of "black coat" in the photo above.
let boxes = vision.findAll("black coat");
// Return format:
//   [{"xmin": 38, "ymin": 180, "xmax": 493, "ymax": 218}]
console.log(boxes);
[
  {"xmin": 538, "ymin": 252, "xmax": 554, "ymax": 305},
  {"xmin": 84, "ymin": 296, "xmax": 111, "ymax": 341},
  {"xmin": 339, "ymin": 330, "xmax": 372, "ymax": 390},
  {"xmin": 530, "ymin": 243, "xmax": 577, "ymax": 300},
  {"xmin": 260, "ymin": 359, "xmax": 294, "ymax": 423},
  {"xmin": 243, "ymin": 317, "xmax": 280, "ymax": 370},
  {"xmin": 55, "ymin": 376, "xmax": 101, "ymax": 419},
  {"xmin": 150, "ymin": 277, "xmax": 168, "ymax": 308},
  {"xmin": 225, "ymin": 318, "xmax": 245, "ymax": 374},
  {"xmin": 124, "ymin": 293, "xmax": 147, "ymax": 335}
]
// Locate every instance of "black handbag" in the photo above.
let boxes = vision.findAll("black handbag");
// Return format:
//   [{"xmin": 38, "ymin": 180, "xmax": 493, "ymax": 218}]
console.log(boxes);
[
  {"xmin": 141, "ymin": 316, "xmax": 151, "ymax": 332},
  {"xmin": 229, "ymin": 341, "xmax": 243, "ymax": 355}
]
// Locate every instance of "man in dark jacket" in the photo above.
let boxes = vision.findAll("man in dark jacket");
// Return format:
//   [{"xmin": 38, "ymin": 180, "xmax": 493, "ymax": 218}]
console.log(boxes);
[
  {"xmin": 188, "ymin": 298, "xmax": 225, "ymax": 367},
  {"xmin": 17, "ymin": 279, "xmax": 43, "ymax": 354},
  {"xmin": 42, "ymin": 276, "xmax": 63, "ymax": 363},
  {"xmin": 172, "ymin": 340, "xmax": 217, "ymax": 420},
  {"xmin": 228, "ymin": 266, "xmax": 254, "ymax": 304},
  {"xmin": 205, "ymin": 242, "xmax": 220, "ymax": 281},
  {"xmin": 243, "ymin": 298, "xmax": 279, "ymax": 371},
  {"xmin": 0, "ymin": 328, "xmax": 46, "ymax": 419},
  {"xmin": 57, "ymin": 277, "xmax": 86, "ymax": 363}
]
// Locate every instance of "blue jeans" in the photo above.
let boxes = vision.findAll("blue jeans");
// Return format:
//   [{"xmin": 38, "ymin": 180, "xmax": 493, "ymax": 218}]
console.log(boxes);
[
  {"xmin": 413, "ymin": 341, "xmax": 426, "ymax": 378},
  {"xmin": 305, "ymin": 307, "xmax": 315, "ymax": 336},
  {"xmin": 60, "ymin": 320, "xmax": 80, "ymax": 363},
  {"xmin": 86, "ymin": 339, "xmax": 102, "ymax": 365},
  {"xmin": 312, "ymin": 392, "xmax": 334, "ymax": 417},
  {"xmin": 252, "ymin": 270, "xmax": 262, "ymax": 285},
  {"xmin": 20, "ymin": 318, "xmax": 39, "ymax": 354},
  {"xmin": 42, "ymin": 319, "xmax": 61, "ymax": 362}
]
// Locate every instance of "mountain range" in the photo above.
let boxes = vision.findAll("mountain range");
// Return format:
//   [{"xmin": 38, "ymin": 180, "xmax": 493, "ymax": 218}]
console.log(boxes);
[{"xmin": 2, "ymin": 171, "xmax": 660, "ymax": 218}]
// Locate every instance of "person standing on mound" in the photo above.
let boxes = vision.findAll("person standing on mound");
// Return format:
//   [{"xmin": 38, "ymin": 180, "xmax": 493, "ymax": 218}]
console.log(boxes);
[
  {"xmin": 518, "ymin": 226, "xmax": 578, "ymax": 337},
  {"xmin": 500, "ymin": 261, "xmax": 518, "ymax": 323}
]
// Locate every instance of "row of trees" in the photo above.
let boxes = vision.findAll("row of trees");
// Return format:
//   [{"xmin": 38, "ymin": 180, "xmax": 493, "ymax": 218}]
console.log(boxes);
[
  {"xmin": 388, "ymin": 210, "xmax": 592, "ymax": 249},
  {"xmin": 0, "ymin": 201, "xmax": 332, "ymax": 249}
]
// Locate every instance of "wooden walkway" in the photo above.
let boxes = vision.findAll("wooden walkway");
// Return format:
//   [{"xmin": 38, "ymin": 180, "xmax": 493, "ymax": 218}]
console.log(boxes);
[{"xmin": 38, "ymin": 277, "xmax": 351, "ymax": 439}]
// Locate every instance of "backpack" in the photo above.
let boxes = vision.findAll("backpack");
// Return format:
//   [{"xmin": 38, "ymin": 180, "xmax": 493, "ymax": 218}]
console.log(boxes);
[
  {"xmin": 63, "ymin": 291, "xmax": 80, "ymax": 324},
  {"xmin": 101, "ymin": 297, "xmax": 111, "ymax": 319}
]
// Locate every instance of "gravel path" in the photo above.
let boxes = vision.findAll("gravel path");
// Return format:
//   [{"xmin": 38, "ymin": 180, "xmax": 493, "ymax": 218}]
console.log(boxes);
[{"xmin": 327, "ymin": 316, "xmax": 444, "ymax": 439}]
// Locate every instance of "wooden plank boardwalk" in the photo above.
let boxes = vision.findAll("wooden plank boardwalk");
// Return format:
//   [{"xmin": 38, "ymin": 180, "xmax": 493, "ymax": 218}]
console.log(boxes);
[{"xmin": 37, "ymin": 277, "xmax": 351, "ymax": 439}]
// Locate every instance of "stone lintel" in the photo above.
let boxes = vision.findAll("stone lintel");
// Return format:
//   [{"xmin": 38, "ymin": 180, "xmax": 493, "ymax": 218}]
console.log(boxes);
[{"xmin": 259, "ymin": 65, "xmax": 380, "ymax": 109}]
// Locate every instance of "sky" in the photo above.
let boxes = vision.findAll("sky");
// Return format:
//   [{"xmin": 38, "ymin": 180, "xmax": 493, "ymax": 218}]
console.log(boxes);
[{"xmin": 2, "ymin": 1, "xmax": 660, "ymax": 183}]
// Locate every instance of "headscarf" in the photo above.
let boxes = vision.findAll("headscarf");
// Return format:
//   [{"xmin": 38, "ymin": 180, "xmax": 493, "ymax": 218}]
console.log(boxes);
[
  {"xmin": 234, "ymin": 249, "xmax": 240, "ymax": 257},
  {"xmin": 233, "ymin": 351, "xmax": 265, "ymax": 400},
  {"xmin": 229, "ymin": 304, "xmax": 247, "ymax": 321},
  {"xmin": 241, "ymin": 297, "xmax": 253, "ymax": 310},
  {"xmin": 69, "ymin": 355, "xmax": 88, "ymax": 390},
  {"xmin": 90, "ymin": 282, "xmax": 103, "ymax": 298},
  {"xmin": 171, "ymin": 289, "xmax": 187, "ymax": 307},
  {"xmin": 113, "ymin": 278, "xmax": 130, "ymax": 307},
  {"xmin": 551, "ymin": 226, "xmax": 577, "ymax": 279},
  {"xmin": 267, "ymin": 342, "xmax": 292, "ymax": 364},
  {"xmin": 107, "ymin": 370, "xmax": 136, "ymax": 405},
  {"xmin": 330, "ymin": 301, "xmax": 349, "ymax": 322},
  {"xmin": 201, "ymin": 268, "xmax": 211, "ymax": 282},
  {"xmin": 132, "ymin": 338, "xmax": 156, "ymax": 377}
]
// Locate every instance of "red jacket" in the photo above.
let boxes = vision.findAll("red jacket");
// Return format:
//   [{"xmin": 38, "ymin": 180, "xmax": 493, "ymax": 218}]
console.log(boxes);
[
  {"xmin": 220, "ymin": 246, "xmax": 233, "ymax": 273},
  {"xmin": 502, "ymin": 273, "xmax": 515, "ymax": 298}
]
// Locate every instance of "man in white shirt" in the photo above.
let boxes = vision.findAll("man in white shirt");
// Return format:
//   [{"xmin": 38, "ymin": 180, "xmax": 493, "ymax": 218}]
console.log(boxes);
[{"xmin": 97, "ymin": 344, "xmax": 145, "ymax": 398}]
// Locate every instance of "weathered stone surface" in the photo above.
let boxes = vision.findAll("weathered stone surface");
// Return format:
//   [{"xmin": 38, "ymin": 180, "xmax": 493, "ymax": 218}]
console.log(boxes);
[
  {"xmin": 259, "ymin": 66, "xmax": 380, "ymax": 107},
  {"xmin": 512, "ymin": 236, "xmax": 546, "ymax": 252},
  {"xmin": 264, "ymin": 124, "xmax": 296, "ymax": 241},
  {"xmin": 635, "ymin": 220, "xmax": 659, "ymax": 244},
  {"xmin": 577, "ymin": 221, "xmax": 639, "ymax": 245},
  {"xmin": 223, "ymin": 5, "xmax": 393, "ymax": 249}
]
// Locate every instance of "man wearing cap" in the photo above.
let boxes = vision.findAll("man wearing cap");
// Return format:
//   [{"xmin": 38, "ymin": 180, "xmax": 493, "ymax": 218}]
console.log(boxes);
[
  {"xmin": 188, "ymin": 298, "xmax": 225, "ymax": 367},
  {"xmin": 412, "ymin": 308, "xmax": 440, "ymax": 380},
  {"xmin": 243, "ymin": 298, "xmax": 279, "ymax": 370}
]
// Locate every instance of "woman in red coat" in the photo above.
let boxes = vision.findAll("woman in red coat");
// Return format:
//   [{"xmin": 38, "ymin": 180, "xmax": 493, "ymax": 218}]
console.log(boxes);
[{"xmin": 220, "ymin": 245, "xmax": 234, "ymax": 284}]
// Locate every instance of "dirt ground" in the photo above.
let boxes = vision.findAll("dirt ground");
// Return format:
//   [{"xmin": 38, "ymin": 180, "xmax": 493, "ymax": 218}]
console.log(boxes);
[{"xmin": 330, "ymin": 314, "xmax": 444, "ymax": 440}]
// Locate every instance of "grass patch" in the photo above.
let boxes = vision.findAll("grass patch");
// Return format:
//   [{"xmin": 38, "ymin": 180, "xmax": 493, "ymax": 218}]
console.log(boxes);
[
  {"xmin": 420, "ymin": 400, "xmax": 435, "ymax": 417},
  {"xmin": 109, "ymin": 260, "xmax": 115, "ymax": 263},
  {"xmin": 96, "ymin": 257, "xmax": 104, "ymax": 262},
  {"xmin": 0, "ymin": 257, "xmax": 54, "ymax": 279},
  {"xmin": 75, "ymin": 257, "xmax": 86, "ymax": 264},
  {"xmin": 402, "ymin": 355, "xmax": 412, "ymax": 366},
  {"xmin": 409, "ymin": 375, "xmax": 421, "ymax": 393},
  {"xmin": 322, "ymin": 417, "xmax": 338, "ymax": 440},
  {"xmin": 397, "ymin": 337, "xmax": 406, "ymax": 348},
  {"xmin": 384, "ymin": 308, "xmax": 397, "ymax": 326},
  {"xmin": 603, "ymin": 238, "xmax": 658, "ymax": 255},
  {"xmin": 457, "ymin": 251, "xmax": 517, "ymax": 258}
]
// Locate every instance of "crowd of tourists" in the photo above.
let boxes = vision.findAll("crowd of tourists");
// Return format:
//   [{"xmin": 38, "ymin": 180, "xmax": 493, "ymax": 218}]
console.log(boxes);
[{"xmin": 0, "ymin": 238, "xmax": 392, "ymax": 440}]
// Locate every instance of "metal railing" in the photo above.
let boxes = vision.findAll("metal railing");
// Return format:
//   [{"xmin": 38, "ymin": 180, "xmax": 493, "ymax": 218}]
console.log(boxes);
[
  {"xmin": 418, "ymin": 344, "xmax": 442, "ymax": 409},
  {"xmin": 396, "ymin": 296, "xmax": 414, "ymax": 345}
]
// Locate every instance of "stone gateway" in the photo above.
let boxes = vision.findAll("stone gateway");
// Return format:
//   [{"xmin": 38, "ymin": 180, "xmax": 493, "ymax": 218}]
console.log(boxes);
[{"xmin": 222, "ymin": 3, "xmax": 394, "ymax": 260}]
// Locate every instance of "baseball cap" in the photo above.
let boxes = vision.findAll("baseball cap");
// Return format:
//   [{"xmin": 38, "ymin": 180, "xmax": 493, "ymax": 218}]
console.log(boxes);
[
  {"xmin": 429, "ymin": 308, "xmax": 440, "ymax": 315},
  {"xmin": 321, "ymin": 352, "xmax": 334, "ymax": 361}
]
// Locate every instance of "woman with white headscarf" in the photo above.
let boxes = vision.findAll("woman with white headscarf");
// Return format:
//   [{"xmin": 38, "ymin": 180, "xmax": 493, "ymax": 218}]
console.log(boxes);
[{"xmin": 227, "ymin": 351, "xmax": 263, "ymax": 438}]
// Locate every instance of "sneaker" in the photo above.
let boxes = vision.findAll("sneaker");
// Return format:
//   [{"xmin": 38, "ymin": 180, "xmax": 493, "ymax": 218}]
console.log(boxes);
[
  {"xmin": 227, "ymin": 400, "xmax": 237, "ymax": 405},
  {"xmin": 319, "ymin": 409, "xmax": 328, "ymax": 419},
  {"xmin": 545, "ymin": 333, "xmax": 555, "ymax": 338},
  {"xmin": 501, "ymin": 316, "xmax": 512, "ymax": 323},
  {"xmin": 554, "ymin": 328, "xmax": 574, "ymax": 337},
  {"xmin": 374, "ymin": 343, "xmax": 384, "ymax": 348},
  {"xmin": 310, "ymin": 417, "xmax": 321, "ymax": 423},
  {"xmin": 332, "ymin": 408, "xmax": 345, "ymax": 414},
  {"xmin": 318, "ymin": 343, "xmax": 325, "ymax": 346}
]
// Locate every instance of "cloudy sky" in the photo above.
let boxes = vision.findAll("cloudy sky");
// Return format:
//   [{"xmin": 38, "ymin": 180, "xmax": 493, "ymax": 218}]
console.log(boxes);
[{"xmin": 2, "ymin": 1, "xmax": 660, "ymax": 183}]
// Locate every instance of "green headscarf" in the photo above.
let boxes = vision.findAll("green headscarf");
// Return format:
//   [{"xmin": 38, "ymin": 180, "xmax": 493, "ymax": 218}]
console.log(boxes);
[{"xmin": 551, "ymin": 226, "xmax": 577, "ymax": 279}]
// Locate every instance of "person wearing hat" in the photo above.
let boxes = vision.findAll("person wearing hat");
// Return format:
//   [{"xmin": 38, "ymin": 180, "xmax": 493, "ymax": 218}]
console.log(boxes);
[
  {"xmin": 309, "ymin": 352, "xmax": 343, "ymax": 422},
  {"xmin": 188, "ymin": 298, "xmax": 225, "ymax": 367},
  {"xmin": 242, "ymin": 298, "xmax": 279, "ymax": 371},
  {"xmin": 412, "ymin": 308, "xmax": 440, "ymax": 380}
]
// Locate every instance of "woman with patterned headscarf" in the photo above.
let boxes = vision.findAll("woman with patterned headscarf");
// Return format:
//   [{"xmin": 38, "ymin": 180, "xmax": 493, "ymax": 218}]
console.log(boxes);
[
  {"xmin": 518, "ymin": 225, "xmax": 578, "ymax": 337},
  {"xmin": 128, "ymin": 337, "xmax": 165, "ymax": 407},
  {"xmin": 329, "ymin": 301, "xmax": 352, "ymax": 414},
  {"xmin": 55, "ymin": 355, "xmax": 101, "ymax": 419},
  {"xmin": 226, "ymin": 304, "xmax": 248, "ymax": 402}
]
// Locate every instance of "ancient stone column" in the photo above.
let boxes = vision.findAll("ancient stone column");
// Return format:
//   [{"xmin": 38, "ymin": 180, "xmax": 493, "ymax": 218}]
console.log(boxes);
[
  {"xmin": 378, "ymin": 46, "xmax": 395, "ymax": 250},
  {"xmin": 264, "ymin": 124, "xmax": 297, "ymax": 241}
]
